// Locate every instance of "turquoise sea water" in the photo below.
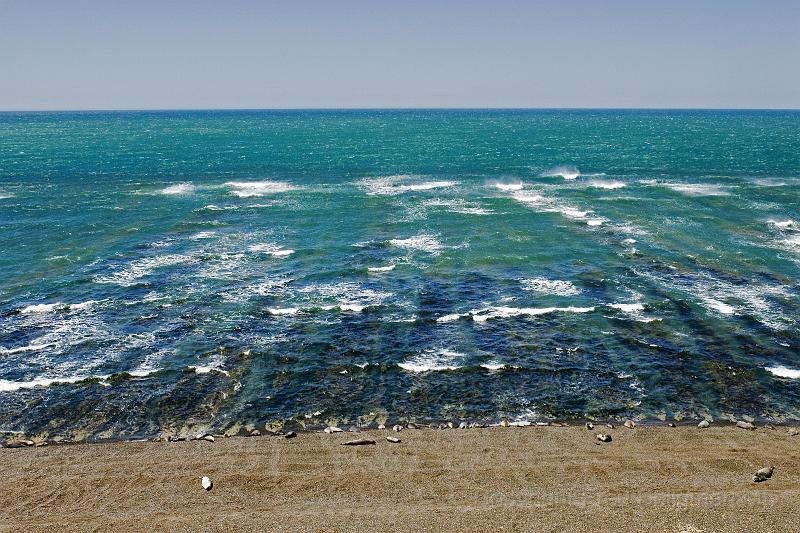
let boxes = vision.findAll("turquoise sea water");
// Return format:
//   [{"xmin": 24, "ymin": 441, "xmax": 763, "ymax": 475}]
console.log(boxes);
[{"xmin": 1, "ymin": 109, "xmax": 799, "ymax": 439}]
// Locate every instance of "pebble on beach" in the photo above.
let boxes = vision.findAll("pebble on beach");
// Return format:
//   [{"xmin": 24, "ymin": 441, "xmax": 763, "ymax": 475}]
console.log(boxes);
[
  {"xmin": 201, "ymin": 435, "xmax": 215, "ymax": 442},
  {"xmin": 407, "ymin": 422, "xmax": 419, "ymax": 429},
  {"xmin": 249, "ymin": 430, "xmax": 261, "ymax": 437},
  {"xmin": 698, "ymin": 420, "xmax": 710, "ymax": 429},
  {"xmin": 324, "ymin": 426, "xmax": 343, "ymax": 434},
  {"xmin": 736, "ymin": 421, "xmax": 756, "ymax": 430},
  {"xmin": 596, "ymin": 434, "xmax": 612, "ymax": 443},
  {"xmin": 585, "ymin": 422, "xmax": 594, "ymax": 430},
  {"xmin": 752, "ymin": 466, "xmax": 774, "ymax": 483},
  {"xmin": 284, "ymin": 431, "xmax": 297, "ymax": 439},
  {"xmin": 458, "ymin": 422, "xmax": 468, "ymax": 429},
  {"xmin": 392, "ymin": 425, "xmax": 403, "ymax": 432},
  {"xmin": 341, "ymin": 439, "xmax": 376, "ymax": 446},
  {"xmin": 624, "ymin": 420, "xmax": 636, "ymax": 429},
  {"xmin": 606, "ymin": 423, "xmax": 615, "ymax": 429},
  {"xmin": 789, "ymin": 428, "xmax": 799, "ymax": 436},
  {"xmin": 386, "ymin": 436, "xmax": 401, "ymax": 443},
  {"xmin": 201, "ymin": 476, "xmax": 213, "ymax": 491},
  {"xmin": 377, "ymin": 424, "xmax": 386, "ymax": 430},
  {"xmin": 500, "ymin": 420, "xmax": 510, "ymax": 428}
]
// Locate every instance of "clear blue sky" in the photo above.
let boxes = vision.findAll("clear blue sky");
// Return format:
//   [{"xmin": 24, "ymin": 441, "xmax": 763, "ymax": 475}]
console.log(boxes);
[{"xmin": 1, "ymin": 0, "xmax": 798, "ymax": 110}]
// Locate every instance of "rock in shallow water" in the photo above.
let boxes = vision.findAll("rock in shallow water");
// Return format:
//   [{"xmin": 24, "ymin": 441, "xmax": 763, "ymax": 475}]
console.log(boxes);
[
  {"xmin": 752, "ymin": 466, "xmax": 774, "ymax": 483},
  {"xmin": 201, "ymin": 476, "xmax": 213, "ymax": 491}
]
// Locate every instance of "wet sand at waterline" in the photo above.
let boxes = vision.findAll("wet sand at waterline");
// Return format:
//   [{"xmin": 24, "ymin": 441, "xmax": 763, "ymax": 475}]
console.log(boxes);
[{"xmin": 2, "ymin": 426, "xmax": 798, "ymax": 532}]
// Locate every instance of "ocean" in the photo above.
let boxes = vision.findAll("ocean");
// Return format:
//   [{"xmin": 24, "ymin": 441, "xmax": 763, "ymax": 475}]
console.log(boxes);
[{"xmin": 1, "ymin": 109, "xmax": 798, "ymax": 440}]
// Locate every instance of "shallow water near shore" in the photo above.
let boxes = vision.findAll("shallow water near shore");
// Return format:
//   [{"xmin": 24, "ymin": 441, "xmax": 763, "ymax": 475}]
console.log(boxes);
[{"xmin": 1, "ymin": 109, "xmax": 799, "ymax": 439}]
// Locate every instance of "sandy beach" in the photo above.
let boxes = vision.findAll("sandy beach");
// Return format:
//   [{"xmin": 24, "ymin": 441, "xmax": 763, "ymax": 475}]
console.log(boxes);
[{"xmin": 2, "ymin": 424, "xmax": 798, "ymax": 532}]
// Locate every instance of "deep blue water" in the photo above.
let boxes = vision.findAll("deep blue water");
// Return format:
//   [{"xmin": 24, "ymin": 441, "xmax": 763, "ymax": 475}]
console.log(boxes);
[{"xmin": 1, "ymin": 109, "xmax": 799, "ymax": 439}]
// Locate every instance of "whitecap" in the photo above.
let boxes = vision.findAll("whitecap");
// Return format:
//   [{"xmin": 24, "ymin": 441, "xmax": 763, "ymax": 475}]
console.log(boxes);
[
  {"xmin": 521, "ymin": 278, "xmax": 581, "ymax": 296},
  {"xmin": 189, "ymin": 365, "xmax": 230, "ymax": 376},
  {"xmin": 765, "ymin": 366, "xmax": 800, "ymax": 379},
  {"xmin": 0, "ymin": 343, "xmax": 54, "ymax": 355},
  {"xmin": 704, "ymin": 298, "xmax": 736, "ymax": 315},
  {"xmin": 542, "ymin": 166, "xmax": 580, "ymax": 180},
  {"xmin": 470, "ymin": 306, "xmax": 595, "ymax": 322},
  {"xmin": 588, "ymin": 180, "xmax": 626, "ymax": 190},
  {"xmin": 388, "ymin": 234, "xmax": 443, "ymax": 253},
  {"xmin": 768, "ymin": 219, "xmax": 795, "ymax": 229},
  {"xmin": 0, "ymin": 374, "xmax": 109, "ymax": 392},
  {"xmin": 0, "ymin": 192, "xmax": 14, "ymax": 199},
  {"xmin": 267, "ymin": 307, "xmax": 300, "ymax": 315},
  {"xmin": 398, "ymin": 348, "xmax": 465, "ymax": 372},
  {"xmin": 608, "ymin": 303, "xmax": 645, "ymax": 312},
  {"xmin": 248, "ymin": 243, "xmax": 294, "ymax": 257},
  {"xmin": 161, "ymin": 183, "xmax": 196, "ymax": 195},
  {"xmin": 493, "ymin": 182, "xmax": 524, "ymax": 191},
  {"xmin": 21, "ymin": 303, "xmax": 62, "ymax": 314},
  {"xmin": 661, "ymin": 183, "xmax": 730, "ymax": 196},
  {"xmin": 224, "ymin": 181, "xmax": 299, "ymax": 197},
  {"xmin": 190, "ymin": 231, "xmax": 216, "ymax": 239},
  {"xmin": 359, "ymin": 175, "xmax": 457, "ymax": 196},
  {"xmin": 368, "ymin": 264, "xmax": 396, "ymax": 273},
  {"xmin": 480, "ymin": 362, "xmax": 507, "ymax": 371}
]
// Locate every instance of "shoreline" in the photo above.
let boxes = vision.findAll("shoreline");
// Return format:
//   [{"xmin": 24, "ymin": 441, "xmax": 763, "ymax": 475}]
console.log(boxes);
[
  {"xmin": 3, "ymin": 425, "xmax": 799, "ymax": 531},
  {"xmin": 3, "ymin": 417, "xmax": 800, "ymax": 447}
]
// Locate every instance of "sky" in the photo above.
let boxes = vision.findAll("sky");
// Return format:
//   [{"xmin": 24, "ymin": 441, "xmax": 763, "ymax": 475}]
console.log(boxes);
[{"xmin": 0, "ymin": 0, "xmax": 798, "ymax": 110}]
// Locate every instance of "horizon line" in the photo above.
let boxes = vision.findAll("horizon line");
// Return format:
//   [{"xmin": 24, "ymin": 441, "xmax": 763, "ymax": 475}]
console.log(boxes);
[{"xmin": 1, "ymin": 106, "xmax": 799, "ymax": 113}]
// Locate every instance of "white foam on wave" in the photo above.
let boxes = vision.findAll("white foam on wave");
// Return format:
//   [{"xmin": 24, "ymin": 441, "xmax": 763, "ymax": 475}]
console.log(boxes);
[
  {"xmin": 422, "ymin": 199, "xmax": 494, "ymax": 216},
  {"xmin": 0, "ymin": 343, "xmax": 54, "ymax": 355},
  {"xmin": 225, "ymin": 181, "xmax": 299, "ymax": 197},
  {"xmin": 471, "ymin": 305, "xmax": 595, "ymax": 322},
  {"xmin": 368, "ymin": 264, "xmax": 396, "ymax": 273},
  {"xmin": 94, "ymin": 253, "xmax": 197, "ymax": 287},
  {"xmin": 542, "ymin": 166, "xmax": 580, "ymax": 180},
  {"xmin": 248, "ymin": 243, "xmax": 295, "ymax": 257},
  {"xmin": 190, "ymin": 231, "xmax": 216, "ymax": 240},
  {"xmin": 768, "ymin": 219, "xmax": 795, "ymax": 229},
  {"xmin": 493, "ymin": 182, "xmax": 524, "ymax": 191},
  {"xmin": 0, "ymin": 374, "xmax": 110, "ymax": 392},
  {"xmin": 588, "ymin": 180, "xmax": 626, "ymax": 190},
  {"xmin": 398, "ymin": 348, "xmax": 465, "ymax": 372},
  {"xmin": 359, "ymin": 175, "xmax": 457, "ymax": 196},
  {"xmin": 480, "ymin": 361, "xmax": 508, "ymax": 371},
  {"xmin": 189, "ymin": 365, "xmax": 230, "ymax": 376},
  {"xmin": 389, "ymin": 234, "xmax": 443, "ymax": 254},
  {"xmin": 661, "ymin": 183, "xmax": 730, "ymax": 196},
  {"xmin": 161, "ymin": 183, "xmax": 196, "ymax": 195},
  {"xmin": 511, "ymin": 190, "xmax": 604, "ymax": 226},
  {"xmin": 521, "ymin": 278, "xmax": 581, "ymax": 296},
  {"xmin": 0, "ymin": 192, "xmax": 14, "ymax": 199},
  {"xmin": 267, "ymin": 307, "xmax": 300, "ymax": 316},
  {"xmin": 633, "ymin": 267, "xmax": 793, "ymax": 329},
  {"xmin": 20, "ymin": 301, "xmax": 99, "ymax": 314},
  {"xmin": 608, "ymin": 303, "xmax": 645, "ymax": 313},
  {"xmin": 765, "ymin": 366, "xmax": 800, "ymax": 379}
]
